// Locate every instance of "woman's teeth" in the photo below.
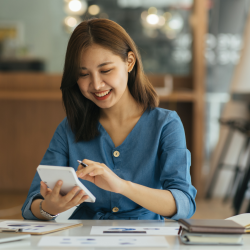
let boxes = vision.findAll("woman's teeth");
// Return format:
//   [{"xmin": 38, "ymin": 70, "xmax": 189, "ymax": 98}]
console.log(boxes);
[{"xmin": 94, "ymin": 90, "xmax": 111, "ymax": 97}]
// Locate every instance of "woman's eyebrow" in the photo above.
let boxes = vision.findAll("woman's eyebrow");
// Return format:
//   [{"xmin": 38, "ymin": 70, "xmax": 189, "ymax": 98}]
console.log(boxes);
[{"xmin": 80, "ymin": 62, "xmax": 114, "ymax": 70}]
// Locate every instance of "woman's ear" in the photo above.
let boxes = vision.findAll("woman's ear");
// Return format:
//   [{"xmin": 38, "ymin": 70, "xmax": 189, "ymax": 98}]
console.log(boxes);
[{"xmin": 127, "ymin": 51, "xmax": 136, "ymax": 73}]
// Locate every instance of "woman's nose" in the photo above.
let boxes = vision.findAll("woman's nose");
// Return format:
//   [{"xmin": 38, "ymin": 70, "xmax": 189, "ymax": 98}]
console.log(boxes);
[{"xmin": 91, "ymin": 74, "xmax": 105, "ymax": 90}]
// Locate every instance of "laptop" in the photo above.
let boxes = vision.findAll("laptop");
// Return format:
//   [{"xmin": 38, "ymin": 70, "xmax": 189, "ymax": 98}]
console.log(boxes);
[{"xmin": 0, "ymin": 233, "xmax": 30, "ymax": 244}]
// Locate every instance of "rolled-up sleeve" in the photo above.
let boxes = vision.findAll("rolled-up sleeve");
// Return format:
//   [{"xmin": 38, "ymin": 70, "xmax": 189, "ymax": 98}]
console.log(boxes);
[
  {"xmin": 159, "ymin": 111, "xmax": 197, "ymax": 220},
  {"xmin": 21, "ymin": 118, "xmax": 69, "ymax": 220}
]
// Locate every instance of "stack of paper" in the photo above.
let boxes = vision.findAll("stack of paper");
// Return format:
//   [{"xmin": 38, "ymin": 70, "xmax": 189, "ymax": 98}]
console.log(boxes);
[
  {"xmin": 226, "ymin": 213, "xmax": 250, "ymax": 232},
  {"xmin": 179, "ymin": 229, "xmax": 243, "ymax": 245},
  {"xmin": 178, "ymin": 218, "xmax": 244, "ymax": 245}
]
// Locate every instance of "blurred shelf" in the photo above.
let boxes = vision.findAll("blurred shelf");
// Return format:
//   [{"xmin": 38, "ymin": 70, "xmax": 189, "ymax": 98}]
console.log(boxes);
[
  {"xmin": 232, "ymin": 92, "xmax": 250, "ymax": 102},
  {"xmin": 159, "ymin": 91, "xmax": 196, "ymax": 102},
  {"xmin": 0, "ymin": 58, "xmax": 45, "ymax": 72},
  {"xmin": 0, "ymin": 91, "xmax": 62, "ymax": 100}
]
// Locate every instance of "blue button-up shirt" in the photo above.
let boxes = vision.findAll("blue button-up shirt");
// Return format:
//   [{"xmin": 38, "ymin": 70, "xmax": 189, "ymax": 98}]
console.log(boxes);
[{"xmin": 21, "ymin": 107, "xmax": 197, "ymax": 220}]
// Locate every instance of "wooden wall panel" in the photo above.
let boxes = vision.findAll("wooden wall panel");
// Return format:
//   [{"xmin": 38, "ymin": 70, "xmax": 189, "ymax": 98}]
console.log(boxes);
[
  {"xmin": 191, "ymin": 0, "xmax": 207, "ymax": 196},
  {"xmin": 0, "ymin": 100, "xmax": 65, "ymax": 191},
  {"xmin": 0, "ymin": 73, "xmax": 65, "ymax": 192}
]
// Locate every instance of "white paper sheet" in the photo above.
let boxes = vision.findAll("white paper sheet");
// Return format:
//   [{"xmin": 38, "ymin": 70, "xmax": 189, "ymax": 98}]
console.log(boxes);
[
  {"xmin": 90, "ymin": 226, "xmax": 179, "ymax": 235},
  {"xmin": 0, "ymin": 220, "xmax": 80, "ymax": 234},
  {"xmin": 38, "ymin": 236, "xmax": 169, "ymax": 247},
  {"xmin": 226, "ymin": 213, "xmax": 250, "ymax": 227},
  {"xmin": 0, "ymin": 240, "xmax": 31, "ymax": 249}
]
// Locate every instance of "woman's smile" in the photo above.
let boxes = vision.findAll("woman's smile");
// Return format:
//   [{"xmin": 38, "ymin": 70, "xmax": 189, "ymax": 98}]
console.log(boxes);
[{"xmin": 92, "ymin": 89, "xmax": 112, "ymax": 100}]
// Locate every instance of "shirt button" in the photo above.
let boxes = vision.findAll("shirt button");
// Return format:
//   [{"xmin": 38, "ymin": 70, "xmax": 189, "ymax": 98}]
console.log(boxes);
[
  {"xmin": 112, "ymin": 207, "xmax": 119, "ymax": 213},
  {"xmin": 113, "ymin": 151, "xmax": 120, "ymax": 157}
]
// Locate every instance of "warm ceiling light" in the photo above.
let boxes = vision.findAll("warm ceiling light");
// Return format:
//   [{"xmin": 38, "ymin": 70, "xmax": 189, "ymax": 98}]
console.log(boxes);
[
  {"xmin": 148, "ymin": 7, "xmax": 157, "ymax": 14},
  {"xmin": 64, "ymin": 16, "xmax": 78, "ymax": 27},
  {"xmin": 88, "ymin": 5, "xmax": 100, "ymax": 15},
  {"xmin": 158, "ymin": 16, "xmax": 165, "ymax": 26},
  {"xmin": 64, "ymin": 0, "xmax": 87, "ymax": 15},
  {"xmin": 64, "ymin": 16, "xmax": 82, "ymax": 33},
  {"xmin": 69, "ymin": 0, "xmax": 82, "ymax": 12},
  {"xmin": 141, "ymin": 11, "xmax": 148, "ymax": 21},
  {"xmin": 146, "ymin": 14, "xmax": 159, "ymax": 25},
  {"xmin": 163, "ymin": 12, "xmax": 172, "ymax": 20}
]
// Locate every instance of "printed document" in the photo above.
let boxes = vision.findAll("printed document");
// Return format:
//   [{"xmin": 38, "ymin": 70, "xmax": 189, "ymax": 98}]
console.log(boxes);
[
  {"xmin": 90, "ymin": 226, "xmax": 179, "ymax": 235},
  {"xmin": 38, "ymin": 236, "xmax": 169, "ymax": 247}
]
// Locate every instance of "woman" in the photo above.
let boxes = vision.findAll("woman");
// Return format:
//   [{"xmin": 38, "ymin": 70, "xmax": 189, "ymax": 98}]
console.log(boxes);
[{"xmin": 22, "ymin": 18, "xmax": 196, "ymax": 221}]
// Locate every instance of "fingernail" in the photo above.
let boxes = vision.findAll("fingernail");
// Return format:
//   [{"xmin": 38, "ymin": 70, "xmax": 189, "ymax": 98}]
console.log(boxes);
[
  {"xmin": 58, "ymin": 181, "xmax": 62, "ymax": 185},
  {"xmin": 89, "ymin": 172, "xmax": 94, "ymax": 176}
]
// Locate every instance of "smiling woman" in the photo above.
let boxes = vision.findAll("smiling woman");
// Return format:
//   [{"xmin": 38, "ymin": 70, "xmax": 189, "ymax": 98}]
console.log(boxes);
[
  {"xmin": 61, "ymin": 18, "xmax": 158, "ymax": 142},
  {"xmin": 21, "ymin": 18, "xmax": 197, "ymax": 221}
]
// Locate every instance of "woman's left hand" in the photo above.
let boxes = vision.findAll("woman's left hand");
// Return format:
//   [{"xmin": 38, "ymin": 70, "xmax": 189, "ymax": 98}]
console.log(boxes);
[{"xmin": 76, "ymin": 159, "xmax": 127, "ymax": 193}]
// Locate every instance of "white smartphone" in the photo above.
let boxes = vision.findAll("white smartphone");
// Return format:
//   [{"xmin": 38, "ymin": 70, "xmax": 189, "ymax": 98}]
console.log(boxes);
[{"xmin": 37, "ymin": 165, "xmax": 96, "ymax": 203}]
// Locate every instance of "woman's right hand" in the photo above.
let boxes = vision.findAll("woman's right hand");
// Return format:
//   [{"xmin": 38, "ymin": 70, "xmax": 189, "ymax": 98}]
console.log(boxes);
[{"xmin": 40, "ymin": 180, "xmax": 89, "ymax": 215}]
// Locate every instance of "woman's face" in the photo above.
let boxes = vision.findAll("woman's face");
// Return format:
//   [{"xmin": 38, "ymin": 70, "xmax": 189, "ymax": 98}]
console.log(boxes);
[{"xmin": 77, "ymin": 44, "xmax": 135, "ymax": 109}]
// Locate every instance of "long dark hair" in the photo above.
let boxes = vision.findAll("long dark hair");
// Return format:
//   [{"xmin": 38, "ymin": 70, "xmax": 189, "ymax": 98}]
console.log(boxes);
[{"xmin": 60, "ymin": 18, "xmax": 158, "ymax": 142}]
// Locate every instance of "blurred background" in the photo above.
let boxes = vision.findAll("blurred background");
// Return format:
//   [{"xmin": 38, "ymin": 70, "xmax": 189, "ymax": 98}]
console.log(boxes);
[{"xmin": 1, "ymin": 0, "xmax": 250, "ymax": 220}]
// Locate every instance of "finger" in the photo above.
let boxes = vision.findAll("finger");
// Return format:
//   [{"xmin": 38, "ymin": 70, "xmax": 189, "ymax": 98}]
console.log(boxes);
[
  {"xmin": 78, "ymin": 195, "xmax": 89, "ymax": 204},
  {"xmin": 40, "ymin": 181, "xmax": 47, "ymax": 198},
  {"xmin": 70, "ymin": 190, "xmax": 86, "ymax": 205},
  {"xmin": 76, "ymin": 165, "xmax": 85, "ymax": 176},
  {"xmin": 76, "ymin": 159, "xmax": 95, "ymax": 175},
  {"xmin": 77, "ymin": 165, "xmax": 96, "ymax": 178},
  {"xmin": 77, "ymin": 165, "xmax": 84, "ymax": 171},
  {"xmin": 79, "ymin": 173, "xmax": 95, "ymax": 183},
  {"xmin": 40, "ymin": 181, "xmax": 53, "ymax": 197},
  {"xmin": 63, "ymin": 186, "xmax": 79, "ymax": 203},
  {"xmin": 51, "ymin": 180, "xmax": 63, "ymax": 197},
  {"xmin": 82, "ymin": 159, "xmax": 95, "ymax": 165},
  {"xmin": 88, "ymin": 167, "xmax": 104, "ymax": 177}
]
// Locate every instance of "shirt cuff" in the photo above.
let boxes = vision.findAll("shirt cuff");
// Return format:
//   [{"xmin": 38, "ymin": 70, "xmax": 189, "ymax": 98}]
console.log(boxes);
[
  {"xmin": 164, "ymin": 189, "xmax": 190, "ymax": 220},
  {"xmin": 22, "ymin": 193, "xmax": 44, "ymax": 220}
]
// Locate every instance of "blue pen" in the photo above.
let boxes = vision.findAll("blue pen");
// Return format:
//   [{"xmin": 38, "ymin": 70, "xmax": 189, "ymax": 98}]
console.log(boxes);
[{"xmin": 77, "ymin": 160, "xmax": 88, "ymax": 167}]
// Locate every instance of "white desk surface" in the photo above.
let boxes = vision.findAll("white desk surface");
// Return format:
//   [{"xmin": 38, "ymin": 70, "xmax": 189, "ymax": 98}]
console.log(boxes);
[{"xmin": 1, "ymin": 219, "xmax": 250, "ymax": 249}]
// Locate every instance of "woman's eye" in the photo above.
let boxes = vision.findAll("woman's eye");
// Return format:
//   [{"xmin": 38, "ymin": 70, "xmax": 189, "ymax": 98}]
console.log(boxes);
[
  {"xmin": 102, "ymin": 69, "xmax": 112, "ymax": 73},
  {"xmin": 80, "ymin": 73, "xmax": 88, "ymax": 77}
]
